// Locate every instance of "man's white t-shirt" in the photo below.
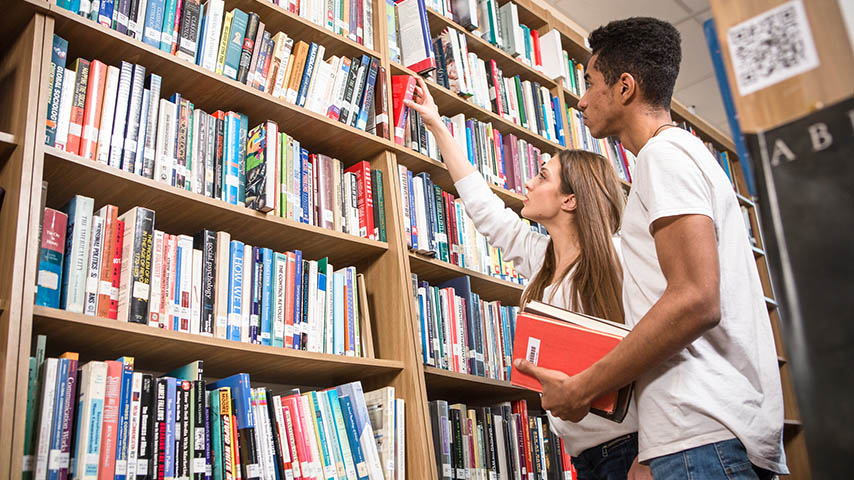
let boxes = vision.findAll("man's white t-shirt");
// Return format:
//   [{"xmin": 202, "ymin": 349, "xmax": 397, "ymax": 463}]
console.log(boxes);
[{"xmin": 621, "ymin": 127, "xmax": 788, "ymax": 473}]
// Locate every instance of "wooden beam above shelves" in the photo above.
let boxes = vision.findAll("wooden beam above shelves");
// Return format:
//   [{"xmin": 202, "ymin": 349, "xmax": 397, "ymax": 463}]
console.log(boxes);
[
  {"xmin": 32, "ymin": 306, "xmax": 403, "ymax": 386},
  {"xmin": 423, "ymin": 366, "xmax": 541, "ymax": 409},
  {"xmin": 408, "ymin": 252, "xmax": 524, "ymax": 305},
  {"xmin": 41, "ymin": 147, "xmax": 388, "ymax": 267}
]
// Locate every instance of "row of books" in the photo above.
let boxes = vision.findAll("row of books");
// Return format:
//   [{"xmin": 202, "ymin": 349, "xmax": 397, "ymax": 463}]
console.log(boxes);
[
  {"xmin": 413, "ymin": 274, "xmax": 518, "ymax": 381},
  {"xmin": 35, "ymin": 197, "xmax": 374, "ymax": 356},
  {"xmin": 429, "ymin": 399, "xmax": 576, "ymax": 480},
  {"xmin": 54, "ymin": 0, "xmax": 376, "ymax": 57},
  {"xmin": 45, "ymin": 36, "xmax": 388, "ymax": 241},
  {"xmin": 565, "ymin": 107, "xmax": 636, "ymax": 185},
  {"xmin": 560, "ymin": 55, "xmax": 586, "ymax": 98},
  {"xmin": 23, "ymin": 341, "xmax": 404, "ymax": 480},
  {"xmin": 396, "ymin": 165, "xmax": 528, "ymax": 286}
]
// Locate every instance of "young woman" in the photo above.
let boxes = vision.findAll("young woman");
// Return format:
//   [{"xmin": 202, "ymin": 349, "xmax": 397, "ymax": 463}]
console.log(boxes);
[{"xmin": 404, "ymin": 77, "xmax": 650, "ymax": 480}]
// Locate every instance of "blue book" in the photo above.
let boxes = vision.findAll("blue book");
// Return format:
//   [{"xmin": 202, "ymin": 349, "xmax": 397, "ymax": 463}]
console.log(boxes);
[
  {"xmin": 552, "ymin": 95, "xmax": 566, "ymax": 146},
  {"xmin": 521, "ymin": 25, "xmax": 532, "ymax": 65},
  {"xmin": 174, "ymin": 241, "xmax": 184, "ymax": 330},
  {"xmin": 296, "ymin": 43, "xmax": 319, "ymax": 108},
  {"xmin": 406, "ymin": 170, "xmax": 417, "ymax": 249},
  {"xmin": 292, "ymin": 250, "xmax": 303, "ymax": 350},
  {"xmin": 335, "ymin": 382, "xmax": 382, "ymax": 480},
  {"xmin": 703, "ymin": 18, "xmax": 755, "ymax": 195},
  {"xmin": 335, "ymin": 394, "xmax": 369, "ymax": 480},
  {"xmin": 35, "ymin": 209, "xmax": 67, "ymax": 308},
  {"xmin": 316, "ymin": 268, "xmax": 327, "ymax": 349},
  {"xmin": 227, "ymin": 240, "xmax": 245, "ymax": 341},
  {"xmin": 226, "ymin": 113, "xmax": 241, "ymax": 205},
  {"xmin": 142, "ymin": 0, "xmax": 165, "ymax": 47},
  {"xmin": 299, "ymin": 148, "xmax": 310, "ymax": 224},
  {"xmin": 45, "ymin": 35, "xmax": 68, "ymax": 147},
  {"xmin": 417, "ymin": 293, "xmax": 429, "ymax": 364},
  {"xmin": 46, "ymin": 358, "xmax": 68, "ymax": 480},
  {"xmin": 251, "ymin": 246, "xmax": 262, "ymax": 344},
  {"xmin": 260, "ymin": 248, "xmax": 273, "ymax": 346},
  {"xmin": 309, "ymin": 392, "xmax": 335, "ymax": 480},
  {"xmin": 98, "ymin": 0, "xmax": 115, "ymax": 28},
  {"xmin": 195, "ymin": 3, "xmax": 207, "ymax": 66},
  {"xmin": 60, "ymin": 195, "xmax": 94, "ymax": 313},
  {"xmin": 333, "ymin": 270, "xmax": 345, "ymax": 355},
  {"xmin": 164, "ymin": 377, "xmax": 177, "ymax": 480},
  {"xmin": 114, "ymin": 357, "xmax": 134, "ymax": 480},
  {"xmin": 439, "ymin": 276, "xmax": 482, "ymax": 376},
  {"xmin": 159, "ymin": 0, "xmax": 178, "ymax": 52},
  {"xmin": 345, "ymin": 268, "xmax": 356, "ymax": 354},
  {"xmin": 206, "ymin": 374, "xmax": 260, "ymax": 480},
  {"xmin": 355, "ymin": 58, "xmax": 379, "ymax": 131},
  {"xmin": 237, "ymin": 113, "xmax": 248, "ymax": 206},
  {"xmin": 57, "ymin": 0, "xmax": 74, "ymax": 11},
  {"xmin": 223, "ymin": 10, "xmax": 249, "ymax": 80},
  {"xmin": 166, "ymin": 360, "xmax": 204, "ymax": 381}
]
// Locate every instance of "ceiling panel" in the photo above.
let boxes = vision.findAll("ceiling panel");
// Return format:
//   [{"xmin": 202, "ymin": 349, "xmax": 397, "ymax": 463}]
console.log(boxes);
[
  {"xmin": 673, "ymin": 18, "xmax": 715, "ymax": 92},
  {"xmin": 549, "ymin": 0, "xmax": 693, "ymax": 31}
]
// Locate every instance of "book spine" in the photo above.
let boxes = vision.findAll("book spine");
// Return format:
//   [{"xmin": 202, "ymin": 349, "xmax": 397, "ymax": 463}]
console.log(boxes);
[
  {"xmin": 194, "ymin": 230, "xmax": 216, "ymax": 336},
  {"xmin": 108, "ymin": 220, "xmax": 125, "ymax": 320},
  {"xmin": 109, "ymin": 62, "xmax": 133, "ymax": 169},
  {"xmin": 45, "ymin": 36, "xmax": 69, "ymax": 147},
  {"xmin": 192, "ymin": 380, "xmax": 207, "ymax": 480},
  {"xmin": 191, "ymin": 248, "xmax": 203, "ymax": 335},
  {"xmin": 213, "ymin": 231, "xmax": 231, "ymax": 339},
  {"xmin": 83, "ymin": 215, "xmax": 105, "ymax": 316},
  {"xmin": 177, "ymin": 0, "xmax": 202, "ymax": 62},
  {"xmin": 142, "ymin": 74, "xmax": 162, "ymax": 178},
  {"xmin": 121, "ymin": 63, "xmax": 146, "ymax": 171},
  {"xmin": 36, "ymin": 209, "xmax": 68, "ymax": 308},
  {"xmin": 34, "ymin": 358, "xmax": 58, "ymax": 480},
  {"xmin": 66, "ymin": 59, "xmax": 91, "ymax": 156},
  {"xmin": 61, "ymin": 195, "xmax": 94, "ymax": 314},
  {"xmin": 237, "ymin": 13, "xmax": 260, "ymax": 84},
  {"xmin": 97, "ymin": 361, "xmax": 122, "ymax": 480},
  {"xmin": 136, "ymin": 374, "xmax": 154, "ymax": 480},
  {"xmin": 125, "ymin": 372, "xmax": 142, "ymax": 480},
  {"xmin": 114, "ymin": 358, "xmax": 134, "ymax": 480},
  {"xmin": 55, "ymin": 67, "xmax": 76, "ymax": 152},
  {"xmin": 227, "ymin": 240, "xmax": 245, "ymax": 342}
]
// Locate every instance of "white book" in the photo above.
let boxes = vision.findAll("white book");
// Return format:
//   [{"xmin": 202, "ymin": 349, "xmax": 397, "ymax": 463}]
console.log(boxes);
[
  {"xmin": 55, "ymin": 68, "xmax": 76, "ymax": 152},
  {"xmin": 191, "ymin": 248, "xmax": 203, "ymax": 335},
  {"xmin": 522, "ymin": 80, "xmax": 537, "ymax": 134},
  {"xmin": 109, "ymin": 62, "xmax": 134, "ymax": 169},
  {"xmin": 62, "ymin": 195, "xmax": 94, "ymax": 314},
  {"xmin": 396, "ymin": 0, "xmax": 433, "ymax": 72},
  {"xmin": 271, "ymin": 37, "xmax": 294, "ymax": 98},
  {"xmin": 84, "ymin": 215, "xmax": 105, "ymax": 316},
  {"xmin": 134, "ymin": 88, "xmax": 150, "ymax": 176},
  {"xmin": 154, "ymin": 98, "xmax": 175, "ymax": 185},
  {"xmin": 126, "ymin": 372, "xmax": 143, "ymax": 480},
  {"xmin": 250, "ymin": 390, "xmax": 270, "ymax": 480},
  {"xmin": 34, "ymin": 358, "xmax": 58, "ymax": 480},
  {"xmin": 394, "ymin": 398, "xmax": 405, "ymax": 480},
  {"xmin": 457, "ymin": 32, "xmax": 475, "ymax": 98},
  {"xmin": 306, "ymin": 58, "xmax": 332, "ymax": 114},
  {"xmin": 306, "ymin": 260, "xmax": 320, "ymax": 352},
  {"xmin": 133, "ymin": 0, "xmax": 148, "ymax": 39},
  {"xmin": 148, "ymin": 230, "xmax": 165, "ymax": 327},
  {"xmin": 72, "ymin": 361, "xmax": 107, "ymax": 480},
  {"xmin": 302, "ymin": 44, "xmax": 326, "ymax": 109},
  {"xmin": 273, "ymin": 253, "xmax": 287, "ymax": 347},
  {"xmin": 364, "ymin": 387, "xmax": 395, "ymax": 480},
  {"xmin": 270, "ymin": 396, "xmax": 292, "ymax": 478},
  {"xmin": 191, "ymin": 110, "xmax": 204, "ymax": 195},
  {"xmin": 327, "ymin": 58, "xmax": 350, "ymax": 118},
  {"xmin": 142, "ymin": 74, "xmax": 162, "ymax": 179},
  {"xmin": 201, "ymin": 0, "xmax": 225, "ymax": 71},
  {"xmin": 539, "ymin": 29, "xmax": 565, "ymax": 81},
  {"xmin": 213, "ymin": 231, "xmax": 231, "ymax": 339},
  {"xmin": 95, "ymin": 65, "xmax": 120, "ymax": 164},
  {"xmin": 316, "ymin": 392, "xmax": 345, "ymax": 480},
  {"xmin": 319, "ymin": 56, "xmax": 341, "ymax": 114},
  {"xmin": 241, "ymin": 244, "xmax": 252, "ymax": 343},
  {"xmin": 324, "ymin": 262, "xmax": 335, "ymax": 354},
  {"xmin": 264, "ymin": 120, "xmax": 279, "ymax": 212},
  {"xmin": 504, "ymin": 77, "xmax": 519, "ymax": 125},
  {"xmin": 176, "ymin": 235, "xmax": 194, "ymax": 332},
  {"xmin": 363, "ymin": 0, "xmax": 373, "ymax": 50},
  {"xmin": 494, "ymin": 414, "xmax": 508, "ymax": 480}
]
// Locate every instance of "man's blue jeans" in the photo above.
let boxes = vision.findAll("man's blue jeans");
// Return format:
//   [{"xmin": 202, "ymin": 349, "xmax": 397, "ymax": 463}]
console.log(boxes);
[{"xmin": 648, "ymin": 438, "xmax": 774, "ymax": 480}]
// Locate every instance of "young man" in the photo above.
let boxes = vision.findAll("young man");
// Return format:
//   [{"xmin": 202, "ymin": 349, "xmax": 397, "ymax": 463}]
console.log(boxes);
[{"xmin": 514, "ymin": 17, "xmax": 788, "ymax": 479}]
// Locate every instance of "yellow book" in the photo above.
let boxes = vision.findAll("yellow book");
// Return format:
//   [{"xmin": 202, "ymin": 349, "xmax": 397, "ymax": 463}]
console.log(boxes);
[
  {"xmin": 285, "ymin": 41, "xmax": 310, "ymax": 104},
  {"xmin": 215, "ymin": 11, "xmax": 233, "ymax": 75},
  {"xmin": 277, "ymin": 53, "xmax": 296, "ymax": 100}
]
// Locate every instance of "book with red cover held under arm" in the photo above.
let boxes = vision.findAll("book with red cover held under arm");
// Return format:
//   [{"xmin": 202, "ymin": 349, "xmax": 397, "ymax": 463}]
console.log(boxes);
[{"xmin": 510, "ymin": 300, "xmax": 633, "ymax": 422}]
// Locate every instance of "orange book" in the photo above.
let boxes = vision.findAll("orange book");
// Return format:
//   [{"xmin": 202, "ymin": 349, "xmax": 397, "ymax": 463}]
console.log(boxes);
[
  {"xmin": 108, "ymin": 219, "xmax": 125, "ymax": 320},
  {"xmin": 284, "ymin": 41, "xmax": 310, "ymax": 104},
  {"xmin": 66, "ymin": 58, "xmax": 91, "ymax": 156},
  {"xmin": 96, "ymin": 205, "xmax": 118, "ymax": 318},
  {"xmin": 510, "ymin": 301, "xmax": 633, "ymax": 422},
  {"xmin": 80, "ymin": 60, "xmax": 108, "ymax": 161},
  {"xmin": 97, "ymin": 360, "xmax": 123, "ymax": 480}
]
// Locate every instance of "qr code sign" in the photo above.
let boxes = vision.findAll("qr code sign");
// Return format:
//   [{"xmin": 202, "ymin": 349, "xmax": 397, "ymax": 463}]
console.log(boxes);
[{"xmin": 726, "ymin": 0, "xmax": 819, "ymax": 96}]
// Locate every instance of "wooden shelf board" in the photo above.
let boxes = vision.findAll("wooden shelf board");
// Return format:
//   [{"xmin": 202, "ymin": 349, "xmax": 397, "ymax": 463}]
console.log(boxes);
[
  {"xmin": 227, "ymin": 0, "xmax": 380, "ymax": 59},
  {"xmin": 423, "ymin": 366, "xmax": 540, "ymax": 409},
  {"xmin": 389, "ymin": 61, "xmax": 564, "ymax": 154},
  {"xmin": 778, "ymin": 355, "xmax": 786, "ymax": 366},
  {"xmin": 752, "ymin": 245, "xmax": 765, "ymax": 259},
  {"xmin": 736, "ymin": 193, "xmax": 755, "ymax": 208},
  {"xmin": 392, "ymin": 146, "xmax": 526, "ymax": 212},
  {"xmin": 563, "ymin": 87, "xmax": 581, "ymax": 109},
  {"xmin": 42, "ymin": 147, "xmax": 388, "ymax": 266},
  {"xmin": 48, "ymin": 6, "xmax": 393, "ymax": 164},
  {"xmin": 0, "ymin": 131, "xmax": 17, "ymax": 159},
  {"xmin": 671, "ymin": 100, "xmax": 737, "ymax": 155},
  {"xmin": 425, "ymin": 9, "xmax": 558, "ymax": 89},
  {"xmin": 765, "ymin": 296, "xmax": 778, "ymax": 311},
  {"xmin": 32, "ymin": 306, "xmax": 403, "ymax": 386},
  {"xmin": 783, "ymin": 419, "xmax": 803, "ymax": 438},
  {"xmin": 408, "ymin": 252, "xmax": 524, "ymax": 305}
]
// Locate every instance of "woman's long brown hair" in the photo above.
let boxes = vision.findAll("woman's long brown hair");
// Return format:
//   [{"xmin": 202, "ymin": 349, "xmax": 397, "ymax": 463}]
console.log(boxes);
[{"xmin": 519, "ymin": 150, "xmax": 626, "ymax": 323}]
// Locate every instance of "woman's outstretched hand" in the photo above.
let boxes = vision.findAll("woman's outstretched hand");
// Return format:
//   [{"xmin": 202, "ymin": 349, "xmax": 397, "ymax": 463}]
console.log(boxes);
[{"xmin": 403, "ymin": 75, "xmax": 442, "ymax": 131}]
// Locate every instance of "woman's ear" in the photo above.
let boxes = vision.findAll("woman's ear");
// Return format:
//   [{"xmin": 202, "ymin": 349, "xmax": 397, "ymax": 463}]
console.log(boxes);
[{"xmin": 561, "ymin": 193, "xmax": 577, "ymax": 213}]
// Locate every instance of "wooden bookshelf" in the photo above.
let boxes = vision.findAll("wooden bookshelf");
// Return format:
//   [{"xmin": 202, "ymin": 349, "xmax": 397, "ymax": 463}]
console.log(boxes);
[
  {"xmin": 41, "ymin": 146, "xmax": 389, "ymax": 266},
  {"xmin": 32, "ymin": 306, "xmax": 404, "ymax": 385},
  {"xmin": 0, "ymin": 0, "xmax": 810, "ymax": 477},
  {"xmin": 752, "ymin": 245, "xmax": 765, "ymax": 259},
  {"xmin": 423, "ymin": 366, "xmax": 541, "ymax": 409},
  {"xmin": 408, "ymin": 252, "xmax": 524, "ymax": 305}
]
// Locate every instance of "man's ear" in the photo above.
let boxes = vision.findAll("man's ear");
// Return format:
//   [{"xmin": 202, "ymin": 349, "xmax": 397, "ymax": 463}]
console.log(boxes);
[
  {"xmin": 561, "ymin": 193, "xmax": 577, "ymax": 213},
  {"xmin": 618, "ymin": 72, "xmax": 637, "ymax": 105}
]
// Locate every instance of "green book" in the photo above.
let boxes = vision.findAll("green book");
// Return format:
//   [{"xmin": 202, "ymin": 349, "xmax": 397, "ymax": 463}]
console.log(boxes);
[
  {"xmin": 514, "ymin": 76, "xmax": 527, "ymax": 129},
  {"xmin": 372, "ymin": 169, "xmax": 387, "ymax": 242},
  {"xmin": 209, "ymin": 390, "xmax": 224, "ymax": 480},
  {"xmin": 22, "ymin": 357, "xmax": 38, "ymax": 480}
]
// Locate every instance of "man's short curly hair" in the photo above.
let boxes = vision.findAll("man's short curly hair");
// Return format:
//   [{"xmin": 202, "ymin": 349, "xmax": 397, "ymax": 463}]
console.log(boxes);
[{"xmin": 588, "ymin": 17, "xmax": 681, "ymax": 109}]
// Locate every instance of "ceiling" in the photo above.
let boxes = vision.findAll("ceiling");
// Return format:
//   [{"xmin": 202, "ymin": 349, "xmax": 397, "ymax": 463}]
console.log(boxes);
[{"xmin": 547, "ymin": 0, "xmax": 732, "ymax": 137}]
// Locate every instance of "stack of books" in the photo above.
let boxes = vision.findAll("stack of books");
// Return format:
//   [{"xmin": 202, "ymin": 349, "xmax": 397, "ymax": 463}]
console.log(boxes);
[
  {"xmin": 22, "ymin": 342, "xmax": 405, "ymax": 480},
  {"xmin": 429, "ymin": 398, "xmax": 575, "ymax": 480},
  {"xmin": 413, "ymin": 274, "xmax": 519, "ymax": 380},
  {"xmin": 397, "ymin": 165, "xmax": 529, "ymax": 286},
  {"xmin": 35, "ymin": 195, "xmax": 375, "ymax": 356},
  {"xmin": 45, "ymin": 35, "xmax": 388, "ymax": 241}
]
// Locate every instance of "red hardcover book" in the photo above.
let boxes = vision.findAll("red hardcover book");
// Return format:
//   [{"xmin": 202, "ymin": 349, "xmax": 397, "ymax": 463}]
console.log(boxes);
[
  {"xmin": 171, "ymin": 0, "xmax": 184, "ymax": 54},
  {"xmin": 108, "ymin": 219, "xmax": 125, "ymax": 320},
  {"xmin": 510, "ymin": 301, "xmax": 632, "ymax": 421},
  {"xmin": 390, "ymin": 75, "xmax": 416, "ymax": 145},
  {"xmin": 503, "ymin": 134, "xmax": 521, "ymax": 194},
  {"xmin": 344, "ymin": 161, "xmax": 375, "ymax": 240},
  {"xmin": 559, "ymin": 438, "xmax": 577, "ymax": 479},
  {"xmin": 96, "ymin": 205, "xmax": 119, "ymax": 318},
  {"xmin": 278, "ymin": 397, "xmax": 302, "ymax": 480},
  {"xmin": 531, "ymin": 29, "xmax": 543, "ymax": 71},
  {"xmin": 489, "ymin": 60, "xmax": 504, "ymax": 117},
  {"xmin": 281, "ymin": 395, "xmax": 310, "ymax": 480},
  {"xmin": 67, "ymin": 58, "xmax": 91, "ymax": 156},
  {"xmin": 97, "ymin": 360, "xmax": 123, "ymax": 480},
  {"xmin": 443, "ymin": 191, "xmax": 457, "ymax": 265},
  {"xmin": 512, "ymin": 399, "xmax": 533, "ymax": 478},
  {"xmin": 493, "ymin": 127, "xmax": 505, "ymax": 187},
  {"xmin": 80, "ymin": 60, "xmax": 108, "ymax": 161}
]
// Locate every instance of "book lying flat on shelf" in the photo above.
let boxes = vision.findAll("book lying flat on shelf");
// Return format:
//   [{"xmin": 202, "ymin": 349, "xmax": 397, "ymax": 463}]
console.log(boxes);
[{"xmin": 510, "ymin": 300, "xmax": 633, "ymax": 423}]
